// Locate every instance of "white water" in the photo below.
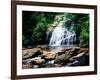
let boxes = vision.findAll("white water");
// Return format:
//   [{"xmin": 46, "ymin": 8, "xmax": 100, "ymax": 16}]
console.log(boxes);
[{"xmin": 49, "ymin": 20, "xmax": 76, "ymax": 47}]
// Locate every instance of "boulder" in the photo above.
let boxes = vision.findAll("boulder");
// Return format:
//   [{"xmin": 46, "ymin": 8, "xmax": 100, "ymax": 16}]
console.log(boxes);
[
  {"xmin": 77, "ymin": 48, "xmax": 89, "ymax": 56},
  {"xmin": 68, "ymin": 56, "xmax": 87, "ymax": 66},
  {"xmin": 60, "ymin": 47, "xmax": 80, "ymax": 56},
  {"xmin": 42, "ymin": 51, "xmax": 56, "ymax": 60},
  {"xmin": 23, "ymin": 57, "xmax": 45, "ymax": 65},
  {"xmin": 40, "ymin": 60, "xmax": 55, "ymax": 68},
  {"xmin": 55, "ymin": 53, "xmax": 71, "ymax": 64},
  {"xmin": 70, "ymin": 52, "xmax": 85, "ymax": 60},
  {"xmin": 33, "ymin": 58, "xmax": 45, "ymax": 65},
  {"xmin": 71, "ymin": 47, "xmax": 80, "ymax": 54},
  {"xmin": 22, "ymin": 60, "xmax": 33, "ymax": 69},
  {"xmin": 56, "ymin": 47, "xmax": 72, "ymax": 55},
  {"xmin": 22, "ymin": 64, "xmax": 33, "ymax": 69},
  {"xmin": 22, "ymin": 48, "xmax": 43, "ymax": 59},
  {"xmin": 68, "ymin": 52, "xmax": 89, "ymax": 66}
]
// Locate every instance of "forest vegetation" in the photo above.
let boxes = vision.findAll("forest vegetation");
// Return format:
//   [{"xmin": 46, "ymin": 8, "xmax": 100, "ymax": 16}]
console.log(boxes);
[{"xmin": 22, "ymin": 11, "xmax": 89, "ymax": 47}]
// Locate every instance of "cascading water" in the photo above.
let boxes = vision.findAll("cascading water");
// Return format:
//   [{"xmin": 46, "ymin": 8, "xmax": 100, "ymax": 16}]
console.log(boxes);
[{"xmin": 49, "ymin": 16, "xmax": 76, "ymax": 47}]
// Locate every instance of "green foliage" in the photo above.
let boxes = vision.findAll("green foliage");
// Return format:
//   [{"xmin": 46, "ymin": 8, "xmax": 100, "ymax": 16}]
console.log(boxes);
[
  {"xmin": 80, "ymin": 30, "xmax": 89, "ymax": 44},
  {"xmin": 65, "ymin": 13, "xmax": 89, "ymax": 45},
  {"xmin": 22, "ymin": 11, "xmax": 58, "ymax": 47},
  {"xmin": 22, "ymin": 11, "xmax": 89, "ymax": 47}
]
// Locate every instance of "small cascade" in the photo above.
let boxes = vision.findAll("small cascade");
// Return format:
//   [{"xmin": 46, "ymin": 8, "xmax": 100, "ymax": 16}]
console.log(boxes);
[{"xmin": 49, "ymin": 15, "xmax": 76, "ymax": 47}]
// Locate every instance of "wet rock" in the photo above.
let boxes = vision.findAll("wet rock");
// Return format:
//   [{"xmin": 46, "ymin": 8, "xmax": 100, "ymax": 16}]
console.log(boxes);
[
  {"xmin": 69, "ymin": 52, "xmax": 85, "ymax": 62},
  {"xmin": 22, "ymin": 48, "xmax": 43, "ymax": 59},
  {"xmin": 22, "ymin": 59, "xmax": 33, "ymax": 64},
  {"xmin": 55, "ymin": 53, "xmax": 71, "ymax": 64},
  {"xmin": 84, "ymin": 55, "xmax": 89, "ymax": 65},
  {"xmin": 46, "ymin": 60, "xmax": 55, "ymax": 65},
  {"xmin": 68, "ymin": 52, "xmax": 89, "ymax": 66},
  {"xmin": 39, "ymin": 60, "xmax": 55, "ymax": 68},
  {"xmin": 52, "ymin": 64, "xmax": 62, "ymax": 67},
  {"xmin": 22, "ymin": 47, "xmax": 89, "ymax": 68},
  {"xmin": 57, "ymin": 48, "xmax": 72, "ymax": 55},
  {"xmin": 33, "ymin": 65, "xmax": 39, "ymax": 68},
  {"xmin": 78, "ymin": 48, "xmax": 89, "ymax": 56},
  {"xmin": 68, "ymin": 56, "xmax": 86, "ymax": 66},
  {"xmin": 60, "ymin": 47, "xmax": 80, "ymax": 56},
  {"xmin": 22, "ymin": 57, "xmax": 45, "ymax": 65},
  {"xmin": 71, "ymin": 47, "xmax": 80, "ymax": 55},
  {"xmin": 33, "ymin": 58, "xmax": 45, "ymax": 65},
  {"xmin": 42, "ymin": 51, "xmax": 56, "ymax": 60},
  {"xmin": 64, "ymin": 50, "xmax": 72, "ymax": 55},
  {"xmin": 22, "ymin": 64, "xmax": 33, "ymax": 69},
  {"xmin": 22, "ymin": 60, "xmax": 33, "ymax": 69}
]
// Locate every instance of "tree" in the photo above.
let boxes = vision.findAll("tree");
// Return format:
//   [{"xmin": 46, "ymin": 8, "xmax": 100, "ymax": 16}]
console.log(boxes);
[
  {"xmin": 65, "ymin": 13, "xmax": 89, "ymax": 45},
  {"xmin": 22, "ymin": 11, "xmax": 58, "ymax": 47}
]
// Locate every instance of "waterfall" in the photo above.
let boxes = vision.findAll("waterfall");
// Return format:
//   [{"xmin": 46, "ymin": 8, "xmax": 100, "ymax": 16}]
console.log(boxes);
[{"xmin": 49, "ymin": 17, "xmax": 76, "ymax": 47}]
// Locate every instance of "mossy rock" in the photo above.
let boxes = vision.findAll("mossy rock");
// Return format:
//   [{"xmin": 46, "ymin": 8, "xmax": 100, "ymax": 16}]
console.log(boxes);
[{"xmin": 54, "ymin": 53, "xmax": 71, "ymax": 64}]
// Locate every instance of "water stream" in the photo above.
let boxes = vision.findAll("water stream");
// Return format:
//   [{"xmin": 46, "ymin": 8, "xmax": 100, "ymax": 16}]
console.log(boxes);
[{"xmin": 49, "ymin": 17, "xmax": 76, "ymax": 47}]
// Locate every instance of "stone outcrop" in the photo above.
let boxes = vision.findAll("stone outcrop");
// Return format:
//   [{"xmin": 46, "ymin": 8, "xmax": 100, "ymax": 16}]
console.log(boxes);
[
  {"xmin": 42, "ymin": 51, "xmax": 56, "ymax": 60},
  {"xmin": 33, "ymin": 58, "xmax": 45, "ymax": 65},
  {"xmin": 22, "ymin": 48, "xmax": 42, "ymax": 59},
  {"xmin": 54, "ymin": 53, "xmax": 71, "ymax": 64}
]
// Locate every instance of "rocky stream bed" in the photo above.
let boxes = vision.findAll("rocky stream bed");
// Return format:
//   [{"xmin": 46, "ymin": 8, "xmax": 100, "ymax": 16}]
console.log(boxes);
[{"xmin": 22, "ymin": 45, "xmax": 89, "ymax": 69}]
